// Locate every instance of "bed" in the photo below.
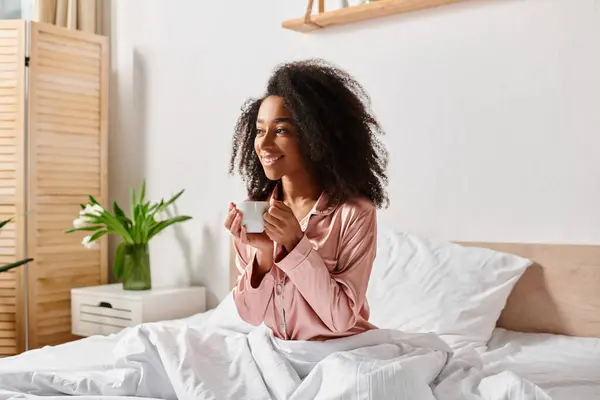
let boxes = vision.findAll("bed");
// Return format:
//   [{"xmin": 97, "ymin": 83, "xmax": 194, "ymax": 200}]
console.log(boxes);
[
  {"xmin": 462, "ymin": 242, "xmax": 600, "ymax": 400},
  {"xmin": 0, "ymin": 226, "xmax": 598, "ymax": 399}
]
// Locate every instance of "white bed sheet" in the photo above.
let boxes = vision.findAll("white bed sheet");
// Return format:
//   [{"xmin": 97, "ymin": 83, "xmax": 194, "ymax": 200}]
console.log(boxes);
[
  {"xmin": 482, "ymin": 328, "xmax": 600, "ymax": 400},
  {"xmin": 0, "ymin": 309, "xmax": 215, "ymax": 374},
  {"xmin": 0, "ymin": 307, "xmax": 552, "ymax": 400}
]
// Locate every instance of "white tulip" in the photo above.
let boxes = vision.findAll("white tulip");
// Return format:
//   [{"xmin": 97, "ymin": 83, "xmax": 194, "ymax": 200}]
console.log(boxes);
[
  {"xmin": 81, "ymin": 235, "xmax": 97, "ymax": 249},
  {"xmin": 154, "ymin": 211, "xmax": 166, "ymax": 222},
  {"xmin": 79, "ymin": 204, "xmax": 104, "ymax": 223},
  {"xmin": 73, "ymin": 217, "xmax": 87, "ymax": 228},
  {"xmin": 80, "ymin": 203, "xmax": 103, "ymax": 216},
  {"xmin": 90, "ymin": 204, "xmax": 104, "ymax": 216},
  {"xmin": 79, "ymin": 206, "xmax": 90, "ymax": 217}
]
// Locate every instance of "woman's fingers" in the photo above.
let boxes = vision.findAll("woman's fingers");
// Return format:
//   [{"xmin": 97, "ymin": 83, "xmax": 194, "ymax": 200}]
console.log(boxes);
[
  {"xmin": 240, "ymin": 225, "xmax": 248, "ymax": 244},
  {"xmin": 224, "ymin": 203, "xmax": 237, "ymax": 230},
  {"xmin": 264, "ymin": 217, "xmax": 281, "ymax": 238},
  {"xmin": 270, "ymin": 200, "xmax": 293, "ymax": 213},
  {"xmin": 264, "ymin": 223, "xmax": 279, "ymax": 242},
  {"xmin": 264, "ymin": 211, "xmax": 284, "ymax": 228},
  {"xmin": 267, "ymin": 204, "xmax": 290, "ymax": 221},
  {"xmin": 246, "ymin": 232, "xmax": 274, "ymax": 252},
  {"xmin": 230, "ymin": 212, "xmax": 242, "ymax": 237}
]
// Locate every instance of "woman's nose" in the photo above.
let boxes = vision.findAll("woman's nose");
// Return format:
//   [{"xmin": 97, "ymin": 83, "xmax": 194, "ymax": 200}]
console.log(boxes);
[{"xmin": 257, "ymin": 131, "xmax": 275, "ymax": 148}]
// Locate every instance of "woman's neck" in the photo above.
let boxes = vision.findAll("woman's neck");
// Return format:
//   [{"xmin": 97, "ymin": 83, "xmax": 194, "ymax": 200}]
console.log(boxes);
[{"xmin": 280, "ymin": 174, "xmax": 320, "ymax": 208}]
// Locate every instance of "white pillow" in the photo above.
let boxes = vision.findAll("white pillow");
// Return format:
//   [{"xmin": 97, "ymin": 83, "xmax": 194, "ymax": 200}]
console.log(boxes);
[
  {"xmin": 204, "ymin": 290, "xmax": 256, "ymax": 334},
  {"xmin": 366, "ymin": 228, "xmax": 531, "ymax": 351}
]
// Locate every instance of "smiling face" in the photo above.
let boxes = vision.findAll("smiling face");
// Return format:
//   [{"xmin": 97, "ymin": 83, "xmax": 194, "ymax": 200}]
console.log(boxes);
[{"xmin": 254, "ymin": 96, "xmax": 306, "ymax": 182}]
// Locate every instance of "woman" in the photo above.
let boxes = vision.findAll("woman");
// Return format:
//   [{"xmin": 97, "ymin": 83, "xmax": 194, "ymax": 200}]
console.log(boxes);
[{"xmin": 224, "ymin": 59, "xmax": 388, "ymax": 341}]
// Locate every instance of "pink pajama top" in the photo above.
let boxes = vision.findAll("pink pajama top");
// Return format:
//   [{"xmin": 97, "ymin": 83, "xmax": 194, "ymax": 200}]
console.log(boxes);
[{"xmin": 232, "ymin": 191, "xmax": 378, "ymax": 341}]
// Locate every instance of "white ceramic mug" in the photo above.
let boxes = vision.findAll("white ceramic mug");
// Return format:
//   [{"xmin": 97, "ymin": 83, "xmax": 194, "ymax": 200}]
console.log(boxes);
[{"xmin": 237, "ymin": 201, "xmax": 269, "ymax": 233}]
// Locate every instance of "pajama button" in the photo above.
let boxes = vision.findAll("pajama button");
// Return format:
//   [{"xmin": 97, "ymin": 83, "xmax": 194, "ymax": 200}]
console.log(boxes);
[{"xmin": 276, "ymin": 284, "xmax": 282, "ymax": 294}]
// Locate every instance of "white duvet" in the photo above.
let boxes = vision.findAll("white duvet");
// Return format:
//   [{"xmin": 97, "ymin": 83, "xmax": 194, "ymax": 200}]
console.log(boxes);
[{"xmin": 0, "ymin": 320, "xmax": 549, "ymax": 400}]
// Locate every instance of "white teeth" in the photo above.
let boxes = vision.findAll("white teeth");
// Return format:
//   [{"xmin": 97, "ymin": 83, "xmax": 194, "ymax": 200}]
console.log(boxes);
[{"xmin": 262, "ymin": 155, "xmax": 282, "ymax": 165}]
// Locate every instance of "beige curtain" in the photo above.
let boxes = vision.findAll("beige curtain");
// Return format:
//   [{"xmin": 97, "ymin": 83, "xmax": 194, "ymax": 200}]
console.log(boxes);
[{"xmin": 34, "ymin": 0, "xmax": 103, "ymax": 34}]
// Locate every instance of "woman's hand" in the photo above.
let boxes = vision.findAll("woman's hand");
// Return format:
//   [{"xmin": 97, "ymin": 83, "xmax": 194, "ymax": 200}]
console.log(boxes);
[
  {"xmin": 263, "ymin": 200, "xmax": 304, "ymax": 252},
  {"xmin": 224, "ymin": 203, "xmax": 273, "ymax": 253}
]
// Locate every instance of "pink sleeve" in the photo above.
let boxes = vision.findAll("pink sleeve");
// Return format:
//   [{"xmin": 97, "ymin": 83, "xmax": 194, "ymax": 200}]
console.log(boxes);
[
  {"xmin": 231, "ymin": 238, "xmax": 274, "ymax": 326},
  {"xmin": 275, "ymin": 208, "xmax": 377, "ymax": 333}
]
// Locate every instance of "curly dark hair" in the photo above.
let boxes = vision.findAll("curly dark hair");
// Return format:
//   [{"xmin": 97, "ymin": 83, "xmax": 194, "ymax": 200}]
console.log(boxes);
[{"xmin": 229, "ymin": 59, "xmax": 389, "ymax": 208}]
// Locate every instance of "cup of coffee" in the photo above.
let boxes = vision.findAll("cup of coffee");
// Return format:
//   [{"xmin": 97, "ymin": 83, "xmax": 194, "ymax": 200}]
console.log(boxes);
[{"xmin": 236, "ymin": 201, "xmax": 269, "ymax": 233}]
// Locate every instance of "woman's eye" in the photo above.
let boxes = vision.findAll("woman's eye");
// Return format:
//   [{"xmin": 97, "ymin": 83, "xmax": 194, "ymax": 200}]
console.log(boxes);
[
  {"xmin": 276, "ymin": 128, "xmax": 288, "ymax": 135},
  {"xmin": 256, "ymin": 128, "xmax": 265, "ymax": 135}
]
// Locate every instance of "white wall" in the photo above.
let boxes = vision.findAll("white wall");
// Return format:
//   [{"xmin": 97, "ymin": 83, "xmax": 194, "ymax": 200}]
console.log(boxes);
[{"xmin": 110, "ymin": 0, "xmax": 600, "ymax": 308}]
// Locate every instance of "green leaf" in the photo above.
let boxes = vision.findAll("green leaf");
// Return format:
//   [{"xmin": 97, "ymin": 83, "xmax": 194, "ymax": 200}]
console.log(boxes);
[
  {"xmin": 138, "ymin": 180, "xmax": 146, "ymax": 205},
  {"xmin": 82, "ymin": 210, "xmax": 133, "ymax": 244},
  {"xmin": 113, "ymin": 201, "xmax": 126, "ymax": 219},
  {"xmin": 88, "ymin": 195, "xmax": 100, "ymax": 205},
  {"xmin": 133, "ymin": 204, "xmax": 144, "ymax": 242},
  {"xmin": 148, "ymin": 201, "xmax": 162, "ymax": 215},
  {"xmin": 147, "ymin": 215, "xmax": 192, "ymax": 240},
  {"xmin": 89, "ymin": 229, "xmax": 108, "ymax": 242},
  {"xmin": 105, "ymin": 214, "xmax": 134, "ymax": 243},
  {"xmin": 0, "ymin": 218, "xmax": 12, "ymax": 230},
  {"xmin": 113, "ymin": 242, "xmax": 125, "ymax": 280},
  {"xmin": 163, "ymin": 189, "xmax": 184, "ymax": 209},
  {"xmin": 130, "ymin": 187, "xmax": 136, "ymax": 214},
  {"xmin": 65, "ymin": 225, "xmax": 104, "ymax": 233},
  {"xmin": 113, "ymin": 201, "xmax": 132, "ymax": 230},
  {"xmin": 79, "ymin": 213, "xmax": 102, "ymax": 225},
  {"xmin": 0, "ymin": 258, "xmax": 33, "ymax": 273}
]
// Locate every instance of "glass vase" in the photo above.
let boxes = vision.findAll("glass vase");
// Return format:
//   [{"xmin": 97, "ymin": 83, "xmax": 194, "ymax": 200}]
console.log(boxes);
[{"xmin": 122, "ymin": 243, "xmax": 151, "ymax": 290}]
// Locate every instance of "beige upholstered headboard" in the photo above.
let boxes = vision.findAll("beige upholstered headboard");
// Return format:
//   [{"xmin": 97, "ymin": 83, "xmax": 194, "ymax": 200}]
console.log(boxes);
[
  {"xmin": 229, "ymin": 240, "xmax": 600, "ymax": 338},
  {"xmin": 458, "ymin": 242, "xmax": 600, "ymax": 338}
]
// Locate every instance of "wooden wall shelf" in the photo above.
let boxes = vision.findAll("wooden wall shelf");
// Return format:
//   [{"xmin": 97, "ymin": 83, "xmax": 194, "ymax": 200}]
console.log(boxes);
[{"xmin": 282, "ymin": 0, "xmax": 467, "ymax": 33}]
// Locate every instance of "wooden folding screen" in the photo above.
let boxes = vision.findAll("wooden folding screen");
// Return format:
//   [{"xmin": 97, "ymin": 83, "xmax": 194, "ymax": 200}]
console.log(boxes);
[
  {"xmin": 0, "ymin": 20, "xmax": 108, "ymax": 356},
  {"xmin": 0, "ymin": 20, "xmax": 26, "ymax": 358}
]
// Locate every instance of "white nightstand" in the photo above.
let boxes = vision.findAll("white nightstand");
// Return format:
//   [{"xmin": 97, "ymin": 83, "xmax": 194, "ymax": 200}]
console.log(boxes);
[{"xmin": 71, "ymin": 283, "xmax": 206, "ymax": 337}]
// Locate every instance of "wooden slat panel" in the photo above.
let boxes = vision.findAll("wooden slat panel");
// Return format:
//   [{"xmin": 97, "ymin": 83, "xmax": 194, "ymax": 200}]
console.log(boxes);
[
  {"xmin": 38, "ymin": 315, "xmax": 70, "ymax": 328},
  {"xmin": 38, "ymin": 290, "xmax": 72, "ymax": 303},
  {"xmin": 38, "ymin": 88, "xmax": 100, "ymax": 110},
  {"xmin": 27, "ymin": 22, "xmax": 109, "ymax": 351},
  {"xmin": 0, "ymin": 321, "xmax": 15, "ymax": 330},
  {"xmin": 0, "ymin": 338, "xmax": 16, "ymax": 346},
  {"xmin": 38, "ymin": 266, "xmax": 100, "ymax": 281},
  {"xmin": 0, "ymin": 347, "xmax": 17, "ymax": 356},
  {"xmin": 38, "ymin": 332, "xmax": 78, "ymax": 347},
  {"xmin": 36, "ymin": 250, "xmax": 100, "ymax": 264},
  {"xmin": 36, "ymin": 275, "xmax": 100, "ymax": 295},
  {"xmin": 0, "ymin": 313, "xmax": 15, "ymax": 322},
  {"xmin": 37, "ymin": 187, "xmax": 101, "ymax": 197},
  {"xmin": 38, "ymin": 162, "xmax": 100, "ymax": 174},
  {"xmin": 0, "ymin": 288, "xmax": 16, "ymax": 297},
  {"xmin": 37, "ymin": 130, "xmax": 101, "ymax": 148},
  {"xmin": 35, "ymin": 255, "xmax": 100, "ymax": 271},
  {"xmin": 0, "ymin": 20, "xmax": 25, "ymax": 358},
  {"xmin": 37, "ymin": 154, "xmax": 100, "ymax": 166},
  {"xmin": 0, "ymin": 230, "xmax": 15, "ymax": 239},
  {"xmin": 0, "ymin": 282, "xmax": 16, "ymax": 289},
  {"xmin": 0, "ymin": 305, "xmax": 16, "ymax": 313}
]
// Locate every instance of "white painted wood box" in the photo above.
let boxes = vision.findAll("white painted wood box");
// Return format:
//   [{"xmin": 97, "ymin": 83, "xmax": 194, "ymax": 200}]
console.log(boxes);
[{"xmin": 71, "ymin": 284, "xmax": 206, "ymax": 337}]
